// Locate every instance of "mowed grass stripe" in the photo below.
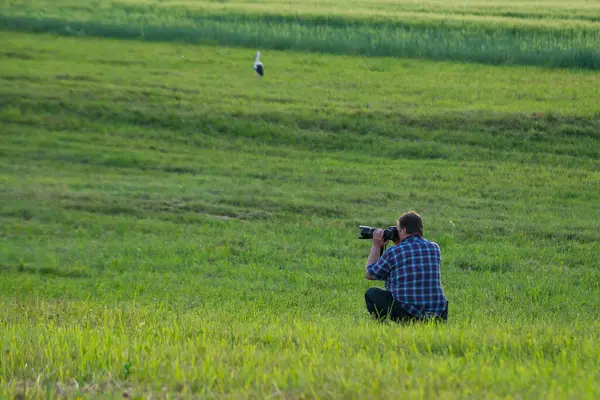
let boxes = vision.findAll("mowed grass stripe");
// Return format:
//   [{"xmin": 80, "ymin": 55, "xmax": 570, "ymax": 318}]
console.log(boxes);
[
  {"xmin": 154, "ymin": 0, "xmax": 600, "ymax": 26},
  {"xmin": 13, "ymin": 0, "xmax": 600, "ymax": 27},
  {"xmin": 1, "ymin": 33, "xmax": 600, "ymax": 165}
]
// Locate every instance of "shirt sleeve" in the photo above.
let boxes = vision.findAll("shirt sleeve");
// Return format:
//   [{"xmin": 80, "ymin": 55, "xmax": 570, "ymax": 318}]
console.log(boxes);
[{"xmin": 367, "ymin": 249, "xmax": 393, "ymax": 280}]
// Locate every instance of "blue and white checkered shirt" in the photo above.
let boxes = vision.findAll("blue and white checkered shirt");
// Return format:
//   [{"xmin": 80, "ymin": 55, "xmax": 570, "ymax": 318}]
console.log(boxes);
[{"xmin": 367, "ymin": 235, "xmax": 447, "ymax": 318}]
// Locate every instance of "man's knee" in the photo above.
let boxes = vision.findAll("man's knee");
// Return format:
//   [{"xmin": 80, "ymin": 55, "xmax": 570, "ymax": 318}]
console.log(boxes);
[
  {"xmin": 365, "ymin": 287, "xmax": 382, "ymax": 300},
  {"xmin": 365, "ymin": 287, "xmax": 383, "ymax": 315},
  {"xmin": 365, "ymin": 287, "xmax": 393, "ymax": 319},
  {"xmin": 364, "ymin": 287, "xmax": 377, "ymax": 313}
]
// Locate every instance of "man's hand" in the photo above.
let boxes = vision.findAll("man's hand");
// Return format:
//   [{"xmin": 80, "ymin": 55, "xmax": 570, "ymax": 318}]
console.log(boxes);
[{"xmin": 372, "ymin": 229, "xmax": 388, "ymax": 249}]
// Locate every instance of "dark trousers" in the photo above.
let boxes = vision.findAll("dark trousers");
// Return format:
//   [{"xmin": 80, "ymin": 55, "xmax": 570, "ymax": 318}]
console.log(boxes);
[{"xmin": 365, "ymin": 287, "xmax": 448, "ymax": 323}]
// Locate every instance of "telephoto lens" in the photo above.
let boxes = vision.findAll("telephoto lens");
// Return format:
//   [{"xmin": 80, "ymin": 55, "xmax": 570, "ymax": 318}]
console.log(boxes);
[{"xmin": 358, "ymin": 226, "xmax": 399, "ymax": 241}]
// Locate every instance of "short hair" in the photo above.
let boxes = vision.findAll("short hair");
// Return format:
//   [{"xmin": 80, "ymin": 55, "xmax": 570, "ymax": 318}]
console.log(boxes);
[{"xmin": 398, "ymin": 211, "xmax": 423, "ymax": 235}]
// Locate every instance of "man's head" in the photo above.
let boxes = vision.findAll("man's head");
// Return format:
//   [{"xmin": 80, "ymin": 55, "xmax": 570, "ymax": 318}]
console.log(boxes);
[{"xmin": 396, "ymin": 211, "xmax": 423, "ymax": 241}]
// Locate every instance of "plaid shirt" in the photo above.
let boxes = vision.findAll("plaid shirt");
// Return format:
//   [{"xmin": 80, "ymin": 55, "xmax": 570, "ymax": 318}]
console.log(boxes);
[{"xmin": 367, "ymin": 235, "xmax": 447, "ymax": 318}]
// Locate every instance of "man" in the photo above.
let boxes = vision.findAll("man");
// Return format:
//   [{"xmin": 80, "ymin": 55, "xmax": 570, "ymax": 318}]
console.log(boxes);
[{"xmin": 364, "ymin": 211, "xmax": 448, "ymax": 323}]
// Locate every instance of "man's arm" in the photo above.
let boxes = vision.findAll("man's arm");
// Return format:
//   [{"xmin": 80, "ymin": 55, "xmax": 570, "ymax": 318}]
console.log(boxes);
[
  {"xmin": 365, "ymin": 245, "xmax": 383, "ymax": 280},
  {"xmin": 365, "ymin": 229, "xmax": 387, "ymax": 280}
]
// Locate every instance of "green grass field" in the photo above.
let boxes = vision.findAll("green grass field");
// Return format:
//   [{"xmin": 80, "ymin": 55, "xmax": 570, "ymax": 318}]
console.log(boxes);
[{"xmin": 2, "ymin": 0, "xmax": 600, "ymax": 398}]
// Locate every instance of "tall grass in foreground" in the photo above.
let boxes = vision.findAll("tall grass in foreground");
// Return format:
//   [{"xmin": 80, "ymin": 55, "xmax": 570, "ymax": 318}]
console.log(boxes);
[
  {"xmin": 3, "ymin": 0, "xmax": 600, "ymax": 68},
  {"xmin": 2, "ymin": 299, "xmax": 600, "ymax": 398}
]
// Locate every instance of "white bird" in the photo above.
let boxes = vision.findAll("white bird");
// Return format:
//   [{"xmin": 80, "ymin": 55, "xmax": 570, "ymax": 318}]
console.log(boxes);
[{"xmin": 253, "ymin": 51, "xmax": 264, "ymax": 77}]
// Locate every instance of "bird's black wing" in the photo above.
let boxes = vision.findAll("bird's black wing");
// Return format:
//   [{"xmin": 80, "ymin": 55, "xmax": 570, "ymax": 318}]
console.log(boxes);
[{"xmin": 255, "ymin": 64, "xmax": 264, "ymax": 76}]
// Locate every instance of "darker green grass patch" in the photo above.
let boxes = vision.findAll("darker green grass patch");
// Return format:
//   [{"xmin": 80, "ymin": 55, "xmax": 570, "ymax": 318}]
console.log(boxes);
[
  {"xmin": 54, "ymin": 73, "xmax": 99, "ymax": 82},
  {"xmin": 0, "ymin": 263, "xmax": 90, "ymax": 279},
  {"xmin": 1, "ymin": 74, "xmax": 42, "ymax": 83},
  {"xmin": 454, "ymin": 259, "xmax": 515, "ymax": 274},
  {"xmin": 0, "ymin": 51, "xmax": 34, "ymax": 60}
]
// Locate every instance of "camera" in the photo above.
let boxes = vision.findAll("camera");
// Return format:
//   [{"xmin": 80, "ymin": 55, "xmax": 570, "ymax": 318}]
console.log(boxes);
[{"xmin": 358, "ymin": 225, "xmax": 399, "ymax": 242}]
